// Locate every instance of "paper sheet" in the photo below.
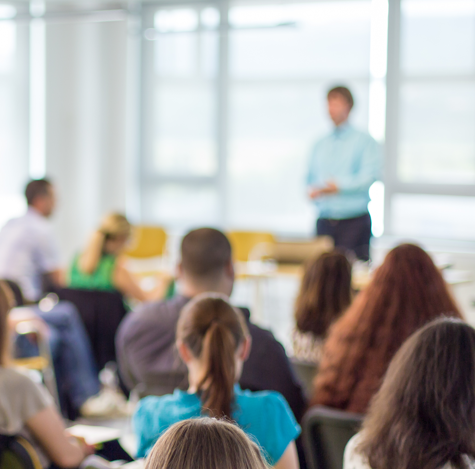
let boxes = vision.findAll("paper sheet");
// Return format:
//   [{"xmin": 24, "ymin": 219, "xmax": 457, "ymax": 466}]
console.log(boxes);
[{"xmin": 67, "ymin": 424, "xmax": 122, "ymax": 445}]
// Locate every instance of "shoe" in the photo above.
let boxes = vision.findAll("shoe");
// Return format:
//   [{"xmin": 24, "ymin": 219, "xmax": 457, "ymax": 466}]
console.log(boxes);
[{"xmin": 80, "ymin": 388, "xmax": 130, "ymax": 419}]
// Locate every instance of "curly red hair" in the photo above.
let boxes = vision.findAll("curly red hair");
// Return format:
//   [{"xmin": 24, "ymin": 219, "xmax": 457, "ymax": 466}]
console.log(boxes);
[{"xmin": 310, "ymin": 243, "xmax": 463, "ymax": 413}]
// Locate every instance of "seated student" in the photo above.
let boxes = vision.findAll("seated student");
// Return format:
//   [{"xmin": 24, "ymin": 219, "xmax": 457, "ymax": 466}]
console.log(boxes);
[
  {"xmin": 310, "ymin": 243, "xmax": 463, "ymax": 414},
  {"xmin": 69, "ymin": 213, "xmax": 171, "ymax": 302},
  {"xmin": 0, "ymin": 179, "xmax": 123, "ymax": 417},
  {"xmin": 134, "ymin": 294, "xmax": 300, "ymax": 469},
  {"xmin": 344, "ymin": 318, "xmax": 475, "ymax": 469},
  {"xmin": 5, "ymin": 283, "xmax": 125, "ymax": 419},
  {"xmin": 0, "ymin": 280, "xmax": 96, "ymax": 469},
  {"xmin": 145, "ymin": 418, "xmax": 268, "ymax": 469},
  {"xmin": 292, "ymin": 250, "xmax": 352, "ymax": 364},
  {"xmin": 116, "ymin": 228, "xmax": 306, "ymax": 423}
]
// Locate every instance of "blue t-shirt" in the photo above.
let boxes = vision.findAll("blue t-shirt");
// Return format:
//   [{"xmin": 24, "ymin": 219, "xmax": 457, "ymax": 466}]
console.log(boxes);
[{"xmin": 134, "ymin": 385, "xmax": 301, "ymax": 465}]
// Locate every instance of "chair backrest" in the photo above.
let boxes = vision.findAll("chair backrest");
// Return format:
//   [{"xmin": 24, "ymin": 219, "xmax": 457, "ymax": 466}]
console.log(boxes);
[
  {"xmin": 54, "ymin": 288, "xmax": 127, "ymax": 370},
  {"xmin": 290, "ymin": 357, "xmax": 318, "ymax": 399},
  {"xmin": 262, "ymin": 237, "xmax": 334, "ymax": 265},
  {"xmin": 125, "ymin": 226, "xmax": 168, "ymax": 259},
  {"xmin": 227, "ymin": 231, "xmax": 276, "ymax": 262},
  {"xmin": 0, "ymin": 435, "xmax": 42, "ymax": 469},
  {"xmin": 302, "ymin": 406, "xmax": 363, "ymax": 469}
]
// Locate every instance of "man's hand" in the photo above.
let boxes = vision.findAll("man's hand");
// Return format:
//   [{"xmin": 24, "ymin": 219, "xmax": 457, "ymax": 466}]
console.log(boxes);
[
  {"xmin": 308, "ymin": 187, "xmax": 322, "ymax": 199},
  {"xmin": 308, "ymin": 181, "xmax": 339, "ymax": 199},
  {"xmin": 320, "ymin": 181, "xmax": 339, "ymax": 195}
]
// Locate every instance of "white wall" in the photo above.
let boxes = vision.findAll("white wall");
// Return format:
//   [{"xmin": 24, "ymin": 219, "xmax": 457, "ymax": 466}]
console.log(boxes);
[{"xmin": 45, "ymin": 18, "xmax": 128, "ymax": 264}]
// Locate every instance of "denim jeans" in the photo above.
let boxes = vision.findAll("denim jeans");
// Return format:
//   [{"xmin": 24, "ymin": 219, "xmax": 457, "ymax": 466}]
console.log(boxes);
[{"xmin": 16, "ymin": 301, "xmax": 100, "ymax": 410}]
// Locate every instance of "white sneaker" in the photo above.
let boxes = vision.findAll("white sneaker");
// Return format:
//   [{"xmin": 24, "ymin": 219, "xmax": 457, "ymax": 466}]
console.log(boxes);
[{"xmin": 80, "ymin": 388, "xmax": 130, "ymax": 419}]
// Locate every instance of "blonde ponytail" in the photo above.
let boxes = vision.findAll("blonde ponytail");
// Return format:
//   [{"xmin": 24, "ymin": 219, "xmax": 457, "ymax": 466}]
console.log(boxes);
[
  {"xmin": 177, "ymin": 294, "xmax": 249, "ymax": 420},
  {"xmin": 78, "ymin": 213, "xmax": 131, "ymax": 275},
  {"xmin": 78, "ymin": 230, "xmax": 107, "ymax": 275}
]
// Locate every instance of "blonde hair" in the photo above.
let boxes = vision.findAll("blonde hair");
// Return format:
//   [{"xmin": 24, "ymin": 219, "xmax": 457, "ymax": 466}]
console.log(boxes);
[
  {"xmin": 145, "ymin": 418, "xmax": 269, "ymax": 469},
  {"xmin": 79, "ymin": 213, "xmax": 131, "ymax": 274},
  {"xmin": 0, "ymin": 281, "xmax": 13, "ymax": 367},
  {"xmin": 177, "ymin": 294, "xmax": 249, "ymax": 419}
]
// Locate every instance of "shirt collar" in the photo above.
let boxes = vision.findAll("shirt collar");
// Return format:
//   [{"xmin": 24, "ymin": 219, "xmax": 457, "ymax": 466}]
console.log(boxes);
[
  {"xmin": 179, "ymin": 294, "xmax": 252, "ymax": 323},
  {"xmin": 26, "ymin": 206, "xmax": 44, "ymax": 219},
  {"xmin": 333, "ymin": 121, "xmax": 351, "ymax": 138}
]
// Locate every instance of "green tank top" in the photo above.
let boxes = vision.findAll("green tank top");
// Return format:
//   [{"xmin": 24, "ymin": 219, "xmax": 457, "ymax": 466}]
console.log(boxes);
[{"xmin": 69, "ymin": 254, "xmax": 117, "ymax": 292}]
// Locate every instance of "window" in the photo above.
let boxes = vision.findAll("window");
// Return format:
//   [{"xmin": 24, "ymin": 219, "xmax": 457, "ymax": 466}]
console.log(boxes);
[
  {"xmin": 0, "ymin": 5, "xmax": 29, "ymax": 229},
  {"xmin": 386, "ymin": 0, "xmax": 475, "ymax": 239},
  {"xmin": 141, "ymin": 1, "xmax": 381, "ymax": 235}
]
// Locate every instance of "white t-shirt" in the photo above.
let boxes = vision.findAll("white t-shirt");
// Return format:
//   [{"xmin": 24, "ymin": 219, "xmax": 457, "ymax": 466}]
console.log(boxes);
[
  {"xmin": 0, "ymin": 208, "xmax": 60, "ymax": 301},
  {"xmin": 344, "ymin": 433, "xmax": 475, "ymax": 469},
  {"xmin": 0, "ymin": 367, "xmax": 54, "ymax": 468}
]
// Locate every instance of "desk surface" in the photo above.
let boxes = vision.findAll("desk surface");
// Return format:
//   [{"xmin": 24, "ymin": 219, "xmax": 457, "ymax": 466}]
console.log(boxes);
[{"xmin": 235, "ymin": 261, "xmax": 472, "ymax": 288}]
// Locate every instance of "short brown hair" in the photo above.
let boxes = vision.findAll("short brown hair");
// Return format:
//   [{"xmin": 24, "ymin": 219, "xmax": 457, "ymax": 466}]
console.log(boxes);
[
  {"xmin": 181, "ymin": 228, "xmax": 231, "ymax": 281},
  {"xmin": 358, "ymin": 318, "xmax": 475, "ymax": 469},
  {"xmin": 177, "ymin": 294, "xmax": 249, "ymax": 419},
  {"xmin": 327, "ymin": 86, "xmax": 354, "ymax": 109},
  {"xmin": 294, "ymin": 250, "xmax": 352, "ymax": 337},
  {"xmin": 25, "ymin": 179, "xmax": 52, "ymax": 206},
  {"xmin": 145, "ymin": 418, "xmax": 269, "ymax": 469}
]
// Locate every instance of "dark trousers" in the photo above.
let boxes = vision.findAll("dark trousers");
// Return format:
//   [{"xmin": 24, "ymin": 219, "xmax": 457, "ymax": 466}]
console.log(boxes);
[{"xmin": 317, "ymin": 212, "xmax": 372, "ymax": 261}]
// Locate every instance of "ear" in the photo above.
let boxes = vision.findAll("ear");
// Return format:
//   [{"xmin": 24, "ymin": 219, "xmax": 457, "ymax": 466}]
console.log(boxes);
[
  {"xmin": 177, "ymin": 340, "xmax": 193, "ymax": 364},
  {"xmin": 224, "ymin": 259, "xmax": 234, "ymax": 281},
  {"xmin": 239, "ymin": 336, "xmax": 252, "ymax": 362},
  {"xmin": 176, "ymin": 262, "xmax": 184, "ymax": 281}
]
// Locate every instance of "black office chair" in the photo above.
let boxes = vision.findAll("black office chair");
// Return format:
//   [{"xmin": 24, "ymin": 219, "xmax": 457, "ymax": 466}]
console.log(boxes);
[
  {"xmin": 302, "ymin": 406, "xmax": 363, "ymax": 469},
  {"xmin": 0, "ymin": 435, "xmax": 42, "ymax": 469}
]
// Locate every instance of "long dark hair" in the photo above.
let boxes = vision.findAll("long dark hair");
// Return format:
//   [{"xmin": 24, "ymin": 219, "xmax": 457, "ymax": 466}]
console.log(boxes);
[
  {"xmin": 311, "ymin": 243, "xmax": 463, "ymax": 412},
  {"xmin": 358, "ymin": 318, "xmax": 475, "ymax": 469},
  {"xmin": 177, "ymin": 294, "xmax": 249, "ymax": 419},
  {"xmin": 294, "ymin": 251, "xmax": 352, "ymax": 336}
]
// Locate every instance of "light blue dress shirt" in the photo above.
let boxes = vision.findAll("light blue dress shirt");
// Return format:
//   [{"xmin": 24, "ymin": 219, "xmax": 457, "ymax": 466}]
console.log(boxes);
[
  {"xmin": 134, "ymin": 385, "xmax": 301, "ymax": 465},
  {"xmin": 0, "ymin": 208, "xmax": 60, "ymax": 301},
  {"xmin": 307, "ymin": 123, "xmax": 382, "ymax": 220}
]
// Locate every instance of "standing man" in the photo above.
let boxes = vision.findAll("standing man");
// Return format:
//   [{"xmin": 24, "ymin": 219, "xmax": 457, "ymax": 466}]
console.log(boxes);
[{"xmin": 307, "ymin": 86, "xmax": 382, "ymax": 261}]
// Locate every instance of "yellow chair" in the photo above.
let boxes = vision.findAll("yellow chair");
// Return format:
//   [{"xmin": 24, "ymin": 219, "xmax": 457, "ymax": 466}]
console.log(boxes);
[
  {"xmin": 124, "ymin": 226, "xmax": 168, "ymax": 259},
  {"xmin": 227, "ymin": 231, "xmax": 276, "ymax": 263}
]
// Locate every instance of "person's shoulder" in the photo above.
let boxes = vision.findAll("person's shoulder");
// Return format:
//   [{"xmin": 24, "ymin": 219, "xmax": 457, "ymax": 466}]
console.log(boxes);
[
  {"xmin": 236, "ymin": 387, "xmax": 292, "ymax": 415},
  {"xmin": 1, "ymin": 367, "xmax": 52, "ymax": 402},
  {"xmin": 2, "ymin": 367, "xmax": 40, "ymax": 388},
  {"xmin": 120, "ymin": 295, "xmax": 186, "ymax": 329},
  {"xmin": 343, "ymin": 433, "xmax": 370, "ymax": 469}
]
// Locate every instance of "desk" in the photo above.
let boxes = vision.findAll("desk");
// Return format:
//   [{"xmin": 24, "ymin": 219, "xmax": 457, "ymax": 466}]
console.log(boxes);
[{"xmin": 235, "ymin": 261, "xmax": 472, "ymax": 321}]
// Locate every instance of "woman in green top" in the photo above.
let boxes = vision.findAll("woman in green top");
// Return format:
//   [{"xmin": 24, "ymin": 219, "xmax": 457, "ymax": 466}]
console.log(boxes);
[{"xmin": 69, "ymin": 213, "xmax": 171, "ymax": 302}]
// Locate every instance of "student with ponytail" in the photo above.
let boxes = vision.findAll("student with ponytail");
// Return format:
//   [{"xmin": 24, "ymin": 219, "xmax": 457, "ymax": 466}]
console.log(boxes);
[
  {"xmin": 134, "ymin": 294, "xmax": 300, "ymax": 469},
  {"xmin": 69, "ymin": 213, "xmax": 170, "ymax": 302}
]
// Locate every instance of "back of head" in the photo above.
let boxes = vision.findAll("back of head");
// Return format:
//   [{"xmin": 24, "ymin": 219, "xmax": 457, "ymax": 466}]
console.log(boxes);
[
  {"xmin": 145, "ymin": 418, "xmax": 268, "ymax": 469},
  {"xmin": 295, "ymin": 250, "xmax": 352, "ymax": 336},
  {"xmin": 79, "ymin": 213, "xmax": 131, "ymax": 274},
  {"xmin": 181, "ymin": 228, "xmax": 231, "ymax": 283},
  {"xmin": 312, "ymin": 243, "xmax": 462, "ymax": 412},
  {"xmin": 339, "ymin": 243, "xmax": 461, "ymax": 353},
  {"xmin": 177, "ymin": 294, "xmax": 249, "ymax": 419},
  {"xmin": 25, "ymin": 179, "xmax": 52, "ymax": 206},
  {"xmin": 359, "ymin": 318, "xmax": 475, "ymax": 469}
]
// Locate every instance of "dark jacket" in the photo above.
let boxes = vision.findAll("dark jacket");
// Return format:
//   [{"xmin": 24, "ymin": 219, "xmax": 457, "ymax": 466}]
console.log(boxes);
[{"xmin": 116, "ymin": 294, "xmax": 306, "ymax": 421}]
